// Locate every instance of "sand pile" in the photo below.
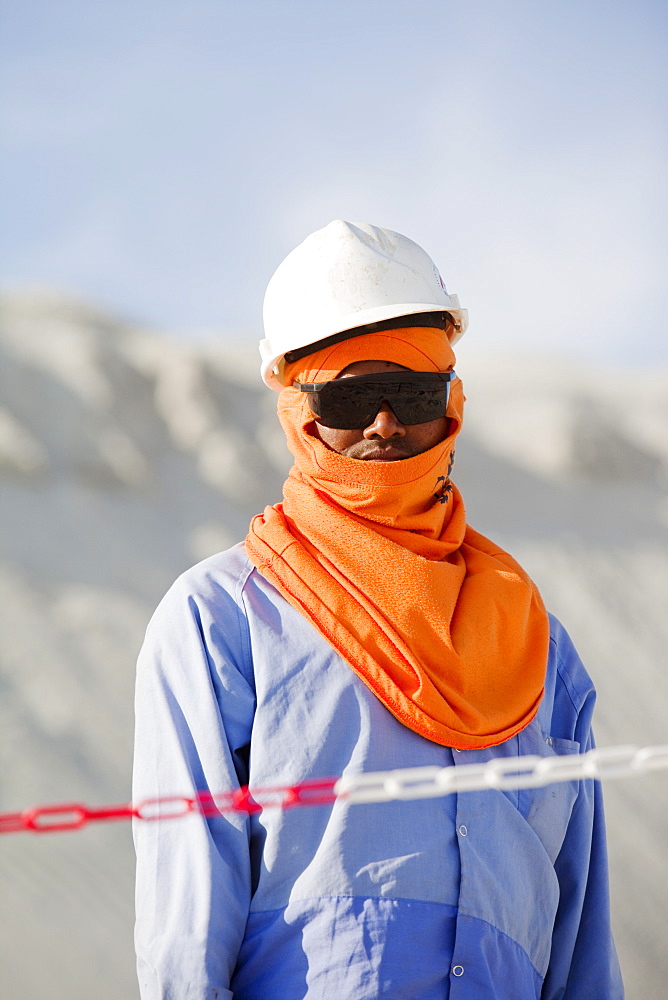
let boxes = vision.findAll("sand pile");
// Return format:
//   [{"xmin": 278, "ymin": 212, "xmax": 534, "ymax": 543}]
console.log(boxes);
[{"xmin": 1, "ymin": 294, "xmax": 666, "ymax": 998}]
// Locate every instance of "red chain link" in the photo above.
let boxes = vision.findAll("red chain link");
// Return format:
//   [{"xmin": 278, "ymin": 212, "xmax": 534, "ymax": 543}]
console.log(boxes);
[{"xmin": 0, "ymin": 778, "xmax": 339, "ymax": 835}]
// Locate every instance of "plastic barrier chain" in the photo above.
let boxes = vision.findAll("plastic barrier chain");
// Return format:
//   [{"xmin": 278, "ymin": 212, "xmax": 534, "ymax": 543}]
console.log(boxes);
[{"xmin": 2, "ymin": 744, "xmax": 667, "ymax": 835}]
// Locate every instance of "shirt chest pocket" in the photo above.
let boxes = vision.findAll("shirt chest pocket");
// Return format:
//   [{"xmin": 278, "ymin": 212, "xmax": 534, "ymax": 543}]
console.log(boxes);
[{"xmin": 516, "ymin": 719, "xmax": 581, "ymax": 864}]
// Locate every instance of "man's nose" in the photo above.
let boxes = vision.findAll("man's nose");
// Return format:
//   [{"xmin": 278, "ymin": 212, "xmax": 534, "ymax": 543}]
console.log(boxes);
[{"xmin": 363, "ymin": 402, "xmax": 406, "ymax": 439}]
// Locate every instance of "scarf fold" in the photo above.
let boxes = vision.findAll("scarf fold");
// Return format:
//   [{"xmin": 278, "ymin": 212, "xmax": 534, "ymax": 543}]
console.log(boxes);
[{"xmin": 245, "ymin": 329, "xmax": 548, "ymax": 750}]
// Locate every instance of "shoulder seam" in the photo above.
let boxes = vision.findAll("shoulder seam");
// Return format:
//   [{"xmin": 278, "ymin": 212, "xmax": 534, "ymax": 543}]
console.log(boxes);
[
  {"xmin": 549, "ymin": 629, "xmax": 584, "ymax": 715},
  {"xmin": 233, "ymin": 551, "xmax": 256, "ymax": 690}
]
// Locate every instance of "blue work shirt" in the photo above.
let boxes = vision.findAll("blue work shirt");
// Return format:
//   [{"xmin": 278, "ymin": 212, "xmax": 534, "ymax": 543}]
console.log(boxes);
[{"xmin": 133, "ymin": 543, "xmax": 623, "ymax": 999}]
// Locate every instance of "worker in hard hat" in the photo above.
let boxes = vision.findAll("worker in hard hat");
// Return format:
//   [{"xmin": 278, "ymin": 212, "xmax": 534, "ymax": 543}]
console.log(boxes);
[{"xmin": 133, "ymin": 222, "xmax": 623, "ymax": 999}]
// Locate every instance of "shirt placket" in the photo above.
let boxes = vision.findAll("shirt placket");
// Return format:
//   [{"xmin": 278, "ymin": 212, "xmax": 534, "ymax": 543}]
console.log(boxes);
[{"xmin": 449, "ymin": 746, "xmax": 471, "ymax": 995}]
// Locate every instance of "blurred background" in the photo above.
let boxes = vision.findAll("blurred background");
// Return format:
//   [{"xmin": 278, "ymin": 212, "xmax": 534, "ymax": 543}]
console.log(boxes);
[{"xmin": 1, "ymin": 1, "xmax": 667, "ymax": 997}]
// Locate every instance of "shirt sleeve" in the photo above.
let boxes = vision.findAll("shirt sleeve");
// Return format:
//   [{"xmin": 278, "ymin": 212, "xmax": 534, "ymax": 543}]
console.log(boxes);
[
  {"xmin": 541, "ymin": 624, "xmax": 624, "ymax": 1000},
  {"xmin": 132, "ymin": 569, "xmax": 256, "ymax": 1000}
]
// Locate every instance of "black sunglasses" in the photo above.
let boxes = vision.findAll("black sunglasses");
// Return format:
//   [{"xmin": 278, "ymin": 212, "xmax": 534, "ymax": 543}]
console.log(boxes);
[{"xmin": 298, "ymin": 371, "xmax": 455, "ymax": 430}]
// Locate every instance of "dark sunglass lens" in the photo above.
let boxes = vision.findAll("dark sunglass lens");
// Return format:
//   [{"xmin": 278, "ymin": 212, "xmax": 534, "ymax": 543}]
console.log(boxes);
[
  {"xmin": 391, "ymin": 387, "xmax": 448, "ymax": 424},
  {"xmin": 310, "ymin": 382, "xmax": 379, "ymax": 428},
  {"xmin": 304, "ymin": 372, "xmax": 452, "ymax": 429}
]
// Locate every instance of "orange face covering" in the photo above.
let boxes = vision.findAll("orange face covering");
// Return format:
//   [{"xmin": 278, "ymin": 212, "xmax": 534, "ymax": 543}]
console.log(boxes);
[{"xmin": 245, "ymin": 328, "xmax": 549, "ymax": 750}]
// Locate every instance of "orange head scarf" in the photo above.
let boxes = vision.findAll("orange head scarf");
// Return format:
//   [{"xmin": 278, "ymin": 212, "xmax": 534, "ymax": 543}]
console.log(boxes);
[{"xmin": 245, "ymin": 327, "xmax": 548, "ymax": 750}]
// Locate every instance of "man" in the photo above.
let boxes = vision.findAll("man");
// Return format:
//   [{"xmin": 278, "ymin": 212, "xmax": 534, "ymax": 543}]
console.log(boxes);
[{"xmin": 133, "ymin": 221, "xmax": 623, "ymax": 999}]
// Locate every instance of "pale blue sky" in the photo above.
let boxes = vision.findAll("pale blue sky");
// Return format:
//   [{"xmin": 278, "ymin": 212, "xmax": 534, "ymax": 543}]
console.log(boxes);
[{"xmin": 1, "ymin": 0, "xmax": 667, "ymax": 361}]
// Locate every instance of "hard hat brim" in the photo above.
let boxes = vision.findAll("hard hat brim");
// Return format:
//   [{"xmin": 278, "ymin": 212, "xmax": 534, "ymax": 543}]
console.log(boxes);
[{"xmin": 261, "ymin": 302, "xmax": 468, "ymax": 390}]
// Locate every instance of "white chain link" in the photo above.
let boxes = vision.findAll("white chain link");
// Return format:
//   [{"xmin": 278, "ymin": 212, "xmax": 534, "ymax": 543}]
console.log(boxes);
[{"xmin": 334, "ymin": 744, "xmax": 668, "ymax": 804}]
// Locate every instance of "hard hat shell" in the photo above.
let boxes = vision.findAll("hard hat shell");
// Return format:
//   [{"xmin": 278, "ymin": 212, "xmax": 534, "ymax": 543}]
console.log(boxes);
[{"xmin": 260, "ymin": 220, "xmax": 468, "ymax": 390}]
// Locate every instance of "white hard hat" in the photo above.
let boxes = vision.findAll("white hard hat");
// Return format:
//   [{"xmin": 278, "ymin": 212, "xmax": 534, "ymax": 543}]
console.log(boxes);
[{"xmin": 260, "ymin": 220, "xmax": 468, "ymax": 389}]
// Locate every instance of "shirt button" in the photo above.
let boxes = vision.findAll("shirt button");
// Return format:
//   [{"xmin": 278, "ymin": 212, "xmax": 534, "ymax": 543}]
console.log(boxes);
[
  {"xmin": 452, "ymin": 965, "xmax": 464, "ymax": 977},
  {"xmin": 458, "ymin": 824, "xmax": 468, "ymax": 836}
]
